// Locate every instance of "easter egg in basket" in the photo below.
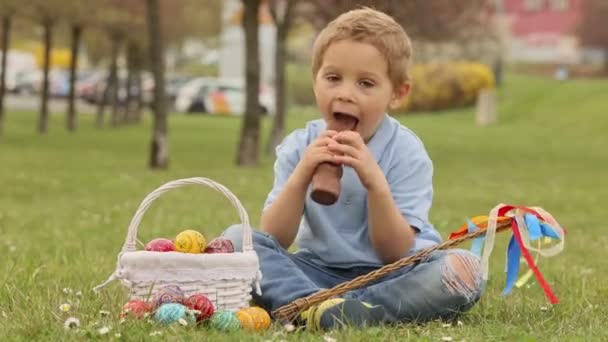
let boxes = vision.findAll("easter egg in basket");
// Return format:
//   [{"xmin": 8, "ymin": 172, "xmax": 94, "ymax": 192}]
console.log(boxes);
[
  {"xmin": 152, "ymin": 285, "xmax": 185, "ymax": 308},
  {"xmin": 184, "ymin": 293, "xmax": 215, "ymax": 322},
  {"xmin": 174, "ymin": 229, "xmax": 207, "ymax": 253},
  {"xmin": 120, "ymin": 299, "xmax": 151, "ymax": 319},
  {"xmin": 144, "ymin": 238, "xmax": 175, "ymax": 252},
  {"xmin": 203, "ymin": 237, "xmax": 234, "ymax": 254}
]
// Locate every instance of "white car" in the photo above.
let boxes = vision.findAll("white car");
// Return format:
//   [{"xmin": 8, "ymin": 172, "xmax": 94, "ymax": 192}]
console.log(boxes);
[{"xmin": 175, "ymin": 77, "xmax": 275, "ymax": 115}]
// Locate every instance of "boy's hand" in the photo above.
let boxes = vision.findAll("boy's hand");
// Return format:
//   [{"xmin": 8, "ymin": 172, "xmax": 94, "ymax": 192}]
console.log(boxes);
[
  {"xmin": 328, "ymin": 131, "xmax": 388, "ymax": 192},
  {"xmin": 292, "ymin": 130, "xmax": 338, "ymax": 187}
]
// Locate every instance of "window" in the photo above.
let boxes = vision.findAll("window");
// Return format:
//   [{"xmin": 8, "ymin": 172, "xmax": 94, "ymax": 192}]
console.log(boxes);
[
  {"xmin": 524, "ymin": 0, "xmax": 544, "ymax": 11},
  {"xmin": 550, "ymin": 0, "xmax": 568, "ymax": 11}
]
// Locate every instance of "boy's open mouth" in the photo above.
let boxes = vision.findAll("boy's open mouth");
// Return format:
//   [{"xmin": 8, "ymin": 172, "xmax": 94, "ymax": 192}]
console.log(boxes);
[{"xmin": 332, "ymin": 111, "xmax": 359, "ymax": 131}]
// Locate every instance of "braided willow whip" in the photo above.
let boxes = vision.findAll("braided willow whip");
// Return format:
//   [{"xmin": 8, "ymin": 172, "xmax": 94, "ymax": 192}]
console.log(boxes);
[{"xmin": 272, "ymin": 220, "xmax": 513, "ymax": 322}]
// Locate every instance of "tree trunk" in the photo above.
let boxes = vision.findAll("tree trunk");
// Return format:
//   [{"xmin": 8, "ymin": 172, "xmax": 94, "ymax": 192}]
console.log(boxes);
[
  {"xmin": 39, "ymin": 20, "xmax": 53, "ymax": 134},
  {"xmin": 266, "ymin": 0, "xmax": 294, "ymax": 155},
  {"xmin": 604, "ymin": 48, "xmax": 608, "ymax": 74},
  {"xmin": 236, "ymin": 0, "xmax": 262, "ymax": 166},
  {"xmin": 146, "ymin": 0, "xmax": 169, "ymax": 169},
  {"xmin": 0, "ymin": 16, "xmax": 11, "ymax": 136},
  {"xmin": 95, "ymin": 69, "xmax": 111, "ymax": 128},
  {"xmin": 67, "ymin": 24, "xmax": 82, "ymax": 132},
  {"xmin": 109, "ymin": 34, "xmax": 121, "ymax": 127}
]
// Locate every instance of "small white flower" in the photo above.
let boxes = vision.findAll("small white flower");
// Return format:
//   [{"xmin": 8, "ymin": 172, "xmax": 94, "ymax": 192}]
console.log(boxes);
[
  {"xmin": 283, "ymin": 323, "xmax": 295, "ymax": 332},
  {"xmin": 457, "ymin": 320, "xmax": 464, "ymax": 327},
  {"xmin": 76, "ymin": 291, "xmax": 83, "ymax": 297},
  {"xmin": 119, "ymin": 318, "xmax": 126, "ymax": 324},
  {"xmin": 2, "ymin": 311, "xmax": 7, "ymax": 318},
  {"xmin": 98, "ymin": 326, "xmax": 111, "ymax": 335},
  {"xmin": 62, "ymin": 288, "xmax": 73, "ymax": 295},
  {"xmin": 99, "ymin": 310, "xmax": 111, "ymax": 317},
  {"xmin": 178, "ymin": 318, "xmax": 188, "ymax": 326},
  {"xmin": 149, "ymin": 331, "xmax": 163, "ymax": 336},
  {"xmin": 442, "ymin": 323, "xmax": 452, "ymax": 328},
  {"xmin": 441, "ymin": 337, "xmax": 453, "ymax": 342},
  {"xmin": 59, "ymin": 303, "xmax": 71, "ymax": 312},
  {"xmin": 540, "ymin": 305, "xmax": 550, "ymax": 311},
  {"xmin": 323, "ymin": 335, "xmax": 337, "ymax": 342},
  {"xmin": 63, "ymin": 317, "xmax": 80, "ymax": 329},
  {"xmin": 114, "ymin": 333, "xmax": 122, "ymax": 338}
]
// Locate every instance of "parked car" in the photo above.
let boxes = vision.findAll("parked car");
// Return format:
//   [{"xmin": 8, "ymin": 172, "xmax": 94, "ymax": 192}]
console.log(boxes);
[{"xmin": 175, "ymin": 77, "xmax": 275, "ymax": 115}]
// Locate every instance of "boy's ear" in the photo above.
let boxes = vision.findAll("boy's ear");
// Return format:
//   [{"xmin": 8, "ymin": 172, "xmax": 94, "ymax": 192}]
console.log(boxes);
[{"xmin": 389, "ymin": 82, "xmax": 411, "ymax": 109}]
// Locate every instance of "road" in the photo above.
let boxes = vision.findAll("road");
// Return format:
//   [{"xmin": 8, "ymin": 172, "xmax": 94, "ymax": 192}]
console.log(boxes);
[{"xmin": 4, "ymin": 94, "xmax": 97, "ymax": 113}]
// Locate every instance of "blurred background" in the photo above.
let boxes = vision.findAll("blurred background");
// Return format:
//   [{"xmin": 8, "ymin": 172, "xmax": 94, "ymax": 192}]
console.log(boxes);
[{"xmin": 1, "ymin": 0, "xmax": 606, "ymax": 166}]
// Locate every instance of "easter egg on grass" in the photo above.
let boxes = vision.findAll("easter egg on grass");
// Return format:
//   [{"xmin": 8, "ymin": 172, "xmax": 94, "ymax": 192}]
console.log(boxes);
[
  {"xmin": 154, "ymin": 303, "xmax": 189, "ymax": 324},
  {"xmin": 174, "ymin": 229, "xmax": 206, "ymax": 253},
  {"xmin": 203, "ymin": 237, "xmax": 235, "ymax": 254},
  {"xmin": 120, "ymin": 299, "xmax": 151, "ymax": 319},
  {"xmin": 144, "ymin": 238, "xmax": 175, "ymax": 252},
  {"xmin": 152, "ymin": 285, "xmax": 185, "ymax": 308},
  {"xmin": 236, "ymin": 307, "xmax": 271, "ymax": 331},
  {"xmin": 184, "ymin": 294, "xmax": 215, "ymax": 322},
  {"xmin": 210, "ymin": 310, "xmax": 241, "ymax": 332}
]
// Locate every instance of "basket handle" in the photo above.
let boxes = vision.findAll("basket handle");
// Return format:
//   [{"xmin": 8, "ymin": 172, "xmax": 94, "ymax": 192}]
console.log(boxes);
[{"xmin": 121, "ymin": 177, "xmax": 253, "ymax": 253}]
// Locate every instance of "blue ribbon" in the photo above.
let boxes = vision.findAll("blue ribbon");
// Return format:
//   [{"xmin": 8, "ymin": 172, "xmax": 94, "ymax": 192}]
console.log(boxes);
[
  {"xmin": 502, "ymin": 214, "xmax": 562, "ymax": 296},
  {"xmin": 467, "ymin": 219, "xmax": 485, "ymax": 257}
]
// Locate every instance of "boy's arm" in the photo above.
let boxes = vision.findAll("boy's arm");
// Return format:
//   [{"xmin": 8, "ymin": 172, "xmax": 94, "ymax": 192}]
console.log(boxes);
[
  {"xmin": 260, "ymin": 168, "xmax": 308, "ymax": 248},
  {"xmin": 261, "ymin": 130, "xmax": 337, "ymax": 249},
  {"xmin": 366, "ymin": 181, "xmax": 416, "ymax": 264}
]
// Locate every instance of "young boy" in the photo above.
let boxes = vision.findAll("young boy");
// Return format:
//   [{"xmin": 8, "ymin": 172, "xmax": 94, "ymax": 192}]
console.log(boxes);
[{"xmin": 223, "ymin": 7, "xmax": 483, "ymax": 330}]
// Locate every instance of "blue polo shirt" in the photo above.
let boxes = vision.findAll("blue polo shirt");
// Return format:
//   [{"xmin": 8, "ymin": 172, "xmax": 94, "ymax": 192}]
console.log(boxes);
[{"xmin": 264, "ymin": 114, "xmax": 442, "ymax": 268}]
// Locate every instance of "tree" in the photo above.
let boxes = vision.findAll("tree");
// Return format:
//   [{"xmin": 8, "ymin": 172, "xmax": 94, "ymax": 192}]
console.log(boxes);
[
  {"xmin": 579, "ymin": 0, "xmax": 608, "ymax": 72},
  {"xmin": 27, "ymin": 0, "xmax": 65, "ymax": 134},
  {"xmin": 64, "ymin": 2, "xmax": 93, "ymax": 132},
  {"xmin": 236, "ymin": 0, "xmax": 262, "ymax": 166},
  {"xmin": 0, "ymin": 1, "xmax": 17, "ymax": 136},
  {"xmin": 146, "ymin": 0, "xmax": 169, "ymax": 169},
  {"xmin": 266, "ymin": 0, "xmax": 295, "ymax": 155}
]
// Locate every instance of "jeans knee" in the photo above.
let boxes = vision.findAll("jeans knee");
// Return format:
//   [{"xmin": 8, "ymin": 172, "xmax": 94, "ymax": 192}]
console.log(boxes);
[
  {"xmin": 221, "ymin": 224, "xmax": 245, "ymax": 252},
  {"xmin": 441, "ymin": 250, "xmax": 483, "ymax": 302},
  {"xmin": 221, "ymin": 224, "xmax": 278, "ymax": 252}
]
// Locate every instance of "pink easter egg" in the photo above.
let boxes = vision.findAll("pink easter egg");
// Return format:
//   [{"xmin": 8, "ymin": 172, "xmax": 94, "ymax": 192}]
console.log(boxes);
[{"xmin": 145, "ymin": 238, "xmax": 175, "ymax": 252}]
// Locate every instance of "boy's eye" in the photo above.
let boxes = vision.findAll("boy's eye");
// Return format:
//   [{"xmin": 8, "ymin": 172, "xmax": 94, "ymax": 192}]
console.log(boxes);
[
  {"xmin": 359, "ymin": 80, "xmax": 375, "ymax": 88},
  {"xmin": 325, "ymin": 75, "xmax": 340, "ymax": 82}
]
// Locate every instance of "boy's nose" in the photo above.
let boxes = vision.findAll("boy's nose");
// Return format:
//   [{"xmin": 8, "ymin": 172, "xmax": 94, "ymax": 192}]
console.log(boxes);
[{"xmin": 335, "ymin": 86, "xmax": 355, "ymax": 103}]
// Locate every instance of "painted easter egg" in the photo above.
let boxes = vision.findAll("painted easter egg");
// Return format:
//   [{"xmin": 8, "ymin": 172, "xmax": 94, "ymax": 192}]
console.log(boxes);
[
  {"xmin": 174, "ymin": 229, "xmax": 206, "ymax": 253},
  {"xmin": 154, "ymin": 303, "xmax": 187, "ymax": 324},
  {"xmin": 210, "ymin": 310, "xmax": 241, "ymax": 332},
  {"xmin": 184, "ymin": 294, "xmax": 215, "ymax": 322},
  {"xmin": 144, "ymin": 238, "xmax": 175, "ymax": 252},
  {"xmin": 237, "ymin": 306, "xmax": 271, "ymax": 331},
  {"xmin": 203, "ymin": 237, "xmax": 235, "ymax": 254},
  {"xmin": 120, "ymin": 299, "xmax": 151, "ymax": 319},
  {"xmin": 152, "ymin": 285, "xmax": 185, "ymax": 308}
]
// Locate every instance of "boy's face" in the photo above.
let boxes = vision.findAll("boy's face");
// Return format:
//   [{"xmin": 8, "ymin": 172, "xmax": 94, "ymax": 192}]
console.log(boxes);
[{"xmin": 313, "ymin": 39, "xmax": 410, "ymax": 142}]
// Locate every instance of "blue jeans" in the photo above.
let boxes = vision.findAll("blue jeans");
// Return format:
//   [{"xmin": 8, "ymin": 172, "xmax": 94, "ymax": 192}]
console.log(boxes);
[{"xmin": 222, "ymin": 224, "xmax": 484, "ymax": 324}]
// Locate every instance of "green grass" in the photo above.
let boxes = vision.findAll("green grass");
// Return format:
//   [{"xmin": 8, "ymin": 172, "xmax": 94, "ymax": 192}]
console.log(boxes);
[{"xmin": 1, "ymin": 74, "xmax": 607, "ymax": 341}]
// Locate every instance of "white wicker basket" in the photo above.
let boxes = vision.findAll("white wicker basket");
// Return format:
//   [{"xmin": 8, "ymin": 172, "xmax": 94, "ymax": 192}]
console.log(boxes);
[{"xmin": 93, "ymin": 177, "xmax": 261, "ymax": 312}]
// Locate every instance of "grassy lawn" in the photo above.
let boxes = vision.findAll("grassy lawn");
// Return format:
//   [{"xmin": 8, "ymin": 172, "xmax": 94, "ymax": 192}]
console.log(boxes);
[{"xmin": 1, "ymin": 74, "xmax": 606, "ymax": 341}]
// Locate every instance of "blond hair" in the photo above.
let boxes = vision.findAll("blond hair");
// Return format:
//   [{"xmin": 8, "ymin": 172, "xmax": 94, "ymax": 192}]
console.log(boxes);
[{"xmin": 311, "ymin": 7, "xmax": 413, "ymax": 87}]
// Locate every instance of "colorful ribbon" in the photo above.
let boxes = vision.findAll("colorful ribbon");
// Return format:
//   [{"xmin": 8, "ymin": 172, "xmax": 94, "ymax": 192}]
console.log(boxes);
[{"xmin": 449, "ymin": 205, "xmax": 566, "ymax": 305}]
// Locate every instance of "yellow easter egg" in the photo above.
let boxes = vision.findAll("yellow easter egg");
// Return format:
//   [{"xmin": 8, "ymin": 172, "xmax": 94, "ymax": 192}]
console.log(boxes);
[
  {"xmin": 235, "ymin": 309, "xmax": 256, "ymax": 331},
  {"xmin": 244, "ymin": 306, "xmax": 271, "ymax": 330},
  {"xmin": 174, "ymin": 230, "xmax": 206, "ymax": 254}
]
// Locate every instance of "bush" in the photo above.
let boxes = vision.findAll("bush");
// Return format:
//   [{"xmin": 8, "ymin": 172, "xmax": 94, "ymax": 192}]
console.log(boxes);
[{"xmin": 402, "ymin": 62, "xmax": 496, "ymax": 112}]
